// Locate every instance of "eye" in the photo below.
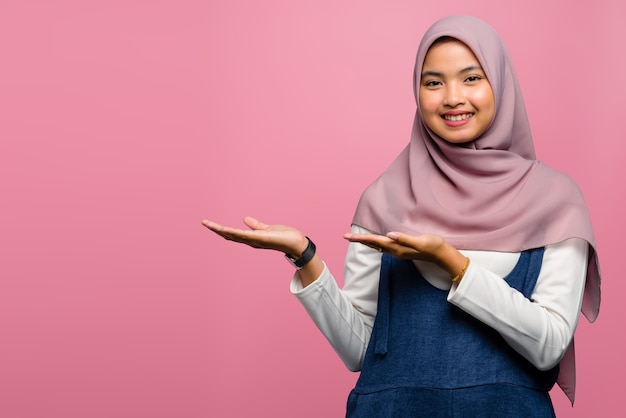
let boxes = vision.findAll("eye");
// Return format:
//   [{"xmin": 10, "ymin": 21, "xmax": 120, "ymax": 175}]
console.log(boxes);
[
  {"xmin": 423, "ymin": 80, "xmax": 442, "ymax": 88},
  {"xmin": 465, "ymin": 75, "xmax": 483, "ymax": 83}
]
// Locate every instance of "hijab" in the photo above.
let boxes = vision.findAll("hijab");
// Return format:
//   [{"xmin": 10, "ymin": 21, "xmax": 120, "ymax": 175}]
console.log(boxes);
[{"xmin": 352, "ymin": 14, "xmax": 600, "ymax": 404}]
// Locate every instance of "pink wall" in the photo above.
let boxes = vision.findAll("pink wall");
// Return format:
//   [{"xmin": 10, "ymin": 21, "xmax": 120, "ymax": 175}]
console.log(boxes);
[{"xmin": 1, "ymin": 0, "xmax": 623, "ymax": 416}]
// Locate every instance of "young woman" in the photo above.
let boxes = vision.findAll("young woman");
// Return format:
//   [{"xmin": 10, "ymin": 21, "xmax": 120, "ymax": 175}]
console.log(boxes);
[{"xmin": 203, "ymin": 15, "xmax": 600, "ymax": 417}]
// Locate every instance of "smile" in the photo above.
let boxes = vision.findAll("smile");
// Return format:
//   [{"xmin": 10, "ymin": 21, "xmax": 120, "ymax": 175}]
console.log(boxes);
[{"xmin": 443, "ymin": 113, "xmax": 473, "ymax": 121}]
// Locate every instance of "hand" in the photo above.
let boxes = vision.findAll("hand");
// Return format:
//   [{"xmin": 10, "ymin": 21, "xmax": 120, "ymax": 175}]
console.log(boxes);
[
  {"xmin": 344, "ymin": 231, "xmax": 467, "ymax": 277},
  {"xmin": 344, "ymin": 231, "xmax": 448, "ymax": 265},
  {"xmin": 202, "ymin": 216, "xmax": 308, "ymax": 258}
]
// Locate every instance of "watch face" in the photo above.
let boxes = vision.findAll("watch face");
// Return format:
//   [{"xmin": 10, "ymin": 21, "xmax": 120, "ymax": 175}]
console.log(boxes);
[{"xmin": 284, "ymin": 253, "xmax": 301, "ymax": 269}]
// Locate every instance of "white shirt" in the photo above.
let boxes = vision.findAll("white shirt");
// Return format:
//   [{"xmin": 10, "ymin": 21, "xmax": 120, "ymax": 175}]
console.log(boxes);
[{"xmin": 291, "ymin": 225, "xmax": 588, "ymax": 373}]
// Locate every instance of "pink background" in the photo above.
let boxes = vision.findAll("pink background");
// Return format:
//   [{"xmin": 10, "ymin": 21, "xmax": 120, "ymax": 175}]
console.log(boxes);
[{"xmin": 1, "ymin": 1, "xmax": 624, "ymax": 417}]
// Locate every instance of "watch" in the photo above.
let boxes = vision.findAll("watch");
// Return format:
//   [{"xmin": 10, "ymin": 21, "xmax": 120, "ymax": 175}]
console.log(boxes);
[{"xmin": 284, "ymin": 237, "xmax": 316, "ymax": 270}]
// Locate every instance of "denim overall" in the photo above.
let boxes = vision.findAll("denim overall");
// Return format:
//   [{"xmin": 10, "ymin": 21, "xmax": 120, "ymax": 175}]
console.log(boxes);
[{"xmin": 346, "ymin": 249, "xmax": 558, "ymax": 417}]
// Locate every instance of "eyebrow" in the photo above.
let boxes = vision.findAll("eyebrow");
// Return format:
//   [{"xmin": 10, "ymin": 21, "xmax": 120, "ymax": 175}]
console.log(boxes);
[{"xmin": 421, "ymin": 65, "xmax": 484, "ymax": 78}]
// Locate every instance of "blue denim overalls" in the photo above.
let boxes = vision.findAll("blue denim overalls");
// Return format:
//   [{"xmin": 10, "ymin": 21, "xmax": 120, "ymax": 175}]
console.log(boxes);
[{"xmin": 346, "ymin": 249, "xmax": 558, "ymax": 417}]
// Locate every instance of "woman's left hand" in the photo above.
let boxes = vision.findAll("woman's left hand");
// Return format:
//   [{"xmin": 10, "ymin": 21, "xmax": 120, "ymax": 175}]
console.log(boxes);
[
  {"xmin": 343, "ymin": 232, "xmax": 467, "ymax": 277},
  {"xmin": 344, "ymin": 231, "xmax": 445, "ymax": 263},
  {"xmin": 344, "ymin": 231, "xmax": 467, "ymax": 278}
]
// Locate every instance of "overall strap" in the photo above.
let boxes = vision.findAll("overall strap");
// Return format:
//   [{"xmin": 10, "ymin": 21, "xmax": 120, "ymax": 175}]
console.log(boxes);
[{"xmin": 373, "ymin": 254, "xmax": 393, "ymax": 355}]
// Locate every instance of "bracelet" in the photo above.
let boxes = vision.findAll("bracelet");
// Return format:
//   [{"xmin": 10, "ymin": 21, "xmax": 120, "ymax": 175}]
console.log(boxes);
[
  {"xmin": 284, "ymin": 237, "xmax": 316, "ymax": 270},
  {"xmin": 451, "ymin": 257, "xmax": 470, "ymax": 283}
]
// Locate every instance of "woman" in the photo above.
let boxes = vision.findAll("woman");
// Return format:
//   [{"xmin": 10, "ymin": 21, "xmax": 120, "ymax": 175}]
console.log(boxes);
[{"xmin": 203, "ymin": 15, "xmax": 600, "ymax": 416}]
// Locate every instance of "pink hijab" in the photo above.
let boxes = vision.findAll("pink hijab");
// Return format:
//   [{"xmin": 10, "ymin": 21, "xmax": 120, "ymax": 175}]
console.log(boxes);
[{"xmin": 352, "ymin": 15, "xmax": 600, "ymax": 404}]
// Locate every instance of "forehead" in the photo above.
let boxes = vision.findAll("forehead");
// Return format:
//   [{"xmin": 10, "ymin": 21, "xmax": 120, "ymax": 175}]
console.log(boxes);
[{"xmin": 422, "ymin": 39, "xmax": 481, "ymax": 71}]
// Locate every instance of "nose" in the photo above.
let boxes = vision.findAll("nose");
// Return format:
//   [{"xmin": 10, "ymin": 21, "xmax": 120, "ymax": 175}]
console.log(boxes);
[{"xmin": 443, "ymin": 82, "xmax": 465, "ymax": 107}]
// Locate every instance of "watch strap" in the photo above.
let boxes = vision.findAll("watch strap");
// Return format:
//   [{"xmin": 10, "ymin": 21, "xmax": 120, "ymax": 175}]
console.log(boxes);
[{"xmin": 284, "ymin": 237, "xmax": 316, "ymax": 270}]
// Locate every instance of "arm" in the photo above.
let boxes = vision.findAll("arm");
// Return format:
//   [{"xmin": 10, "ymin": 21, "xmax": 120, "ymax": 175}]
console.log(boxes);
[
  {"xmin": 291, "ymin": 225, "xmax": 382, "ymax": 371},
  {"xmin": 343, "ymin": 228, "xmax": 588, "ymax": 370},
  {"xmin": 448, "ymin": 238, "xmax": 588, "ymax": 370}
]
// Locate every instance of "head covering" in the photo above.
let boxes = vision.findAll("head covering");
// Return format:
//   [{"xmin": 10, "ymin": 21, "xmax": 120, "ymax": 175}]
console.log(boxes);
[{"xmin": 352, "ymin": 14, "xmax": 600, "ymax": 404}]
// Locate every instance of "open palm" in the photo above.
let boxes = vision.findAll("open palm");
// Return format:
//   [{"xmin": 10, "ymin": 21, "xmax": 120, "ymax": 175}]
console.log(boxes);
[{"xmin": 202, "ymin": 216, "xmax": 307, "ymax": 257}]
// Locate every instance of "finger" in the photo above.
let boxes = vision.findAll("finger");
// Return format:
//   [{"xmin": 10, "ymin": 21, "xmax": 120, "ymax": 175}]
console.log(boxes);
[
  {"xmin": 386, "ymin": 231, "xmax": 424, "ymax": 248},
  {"xmin": 344, "ymin": 233, "xmax": 384, "ymax": 242},
  {"xmin": 209, "ymin": 227, "xmax": 244, "ymax": 242},
  {"xmin": 202, "ymin": 221, "xmax": 241, "ymax": 237},
  {"xmin": 344, "ymin": 233, "xmax": 392, "ymax": 251},
  {"xmin": 202, "ymin": 221, "xmax": 252, "ymax": 241},
  {"xmin": 344, "ymin": 233, "xmax": 373, "ymax": 244},
  {"xmin": 343, "ymin": 232, "xmax": 360, "ymax": 242},
  {"xmin": 243, "ymin": 216, "xmax": 269, "ymax": 231},
  {"xmin": 202, "ymin": 220, "xmax": 225, "ymax": 232}
]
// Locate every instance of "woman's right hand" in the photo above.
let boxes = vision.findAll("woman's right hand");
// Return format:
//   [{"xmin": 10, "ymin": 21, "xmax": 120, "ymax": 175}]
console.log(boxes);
[{"xmin": 201, "ymin": 216, "xmax": 309, "ymax": 258}]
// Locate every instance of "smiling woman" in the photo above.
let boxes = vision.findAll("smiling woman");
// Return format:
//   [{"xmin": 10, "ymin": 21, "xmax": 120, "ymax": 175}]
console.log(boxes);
[{"xmin": 203, "ymin": 14, "xmax": 601, "ymax": 417}]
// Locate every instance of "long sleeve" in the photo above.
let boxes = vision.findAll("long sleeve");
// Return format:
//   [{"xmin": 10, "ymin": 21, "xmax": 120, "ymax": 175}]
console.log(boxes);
[
  {"xmin": 290, "ymin": 225, "xmax": 381, "ymax": 371},
  {"xmin": 447, "ymin": 237, "xmax": 588, "ymax": 370},
  {"xmin": 291, "ymin": 225, "xmax": 588, "ymax": 373}
]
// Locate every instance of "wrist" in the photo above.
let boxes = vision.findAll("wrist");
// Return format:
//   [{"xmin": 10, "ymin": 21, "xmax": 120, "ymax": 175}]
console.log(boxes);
[
  {"xmin": 286, "ymin": 235, "xmax": 309, "ymax": 259},
  {"xmin": 435, "ymin": 242, "xmax": 466, "ymax": 276},
  {"xmin": 451, "ymin": 257, "xmax": 470, "ymax": 283},
  {"xmin": 285, "ymin": 237, "xmax": 316, "ymax": 270}
]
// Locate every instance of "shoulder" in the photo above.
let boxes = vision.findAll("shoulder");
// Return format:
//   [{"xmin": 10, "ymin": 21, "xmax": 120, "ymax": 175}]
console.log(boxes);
[{"xmin": 532, "ymin": 161, "xmax": 584, "ymax": 195}]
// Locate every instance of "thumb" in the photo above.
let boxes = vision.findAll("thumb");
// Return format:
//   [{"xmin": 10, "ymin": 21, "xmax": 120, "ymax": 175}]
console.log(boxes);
[
  {"xmin": 243, "ymin": 216, "xmax": 269, "ymax": 231},
  {"xmin": 386, "ymin": 231, "xmax": 401, "ymax": 241},
  {"xmin": 387, "ymin": 231, "xmax": 413, "ymax": 246}
]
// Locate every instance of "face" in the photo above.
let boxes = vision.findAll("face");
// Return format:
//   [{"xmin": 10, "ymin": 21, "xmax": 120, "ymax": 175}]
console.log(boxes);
[{"xmin": 419, "ymin": 39, "xmax": 495, "ymax": 144}]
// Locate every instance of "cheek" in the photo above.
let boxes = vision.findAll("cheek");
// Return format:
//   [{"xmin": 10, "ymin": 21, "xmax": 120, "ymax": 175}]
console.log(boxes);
[
  {"xmin": 418, "ymin": 91, "xmax": 439, "ymax": 117},
  {"xmin": 476, "ymin": 88, "xmax": 495, "ymax": 115}
]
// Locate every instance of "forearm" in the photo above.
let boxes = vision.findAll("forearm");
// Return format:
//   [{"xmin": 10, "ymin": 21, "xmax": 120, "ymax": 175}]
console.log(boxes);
[
  {"xmin": 291, "ymin": 226, "xmax": 381, "ymax": 371},
  {"xmin": 291, "ymin": 264, "xmax": 371, "ymax": 371},
  {"xmin": 448, "ymin": 238, "xmax": 588, "ymax": 369},
  {"xmin": 295, "ymin": 254, "xmax": 325, "ymax": 288},
  {"xmin": 433, "ymin": 241, "xmax": 470, "ymax": 279}
]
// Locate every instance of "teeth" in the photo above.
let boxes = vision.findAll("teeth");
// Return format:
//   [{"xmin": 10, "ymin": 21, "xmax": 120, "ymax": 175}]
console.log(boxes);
[{"xmin": 444, "ymin": 113, "xmax": 472, "ymax": 121}]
